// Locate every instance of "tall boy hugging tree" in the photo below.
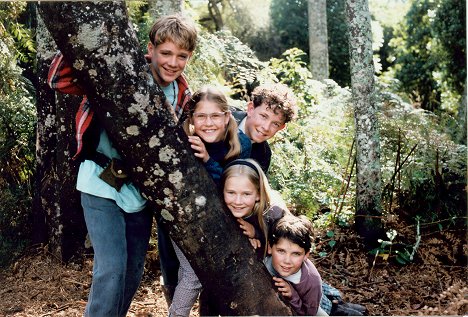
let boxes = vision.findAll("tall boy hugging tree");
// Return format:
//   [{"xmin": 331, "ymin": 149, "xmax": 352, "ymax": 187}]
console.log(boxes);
[{"xmin": 47, "ymin": 14, "xmax": 197, "ymax": 316}]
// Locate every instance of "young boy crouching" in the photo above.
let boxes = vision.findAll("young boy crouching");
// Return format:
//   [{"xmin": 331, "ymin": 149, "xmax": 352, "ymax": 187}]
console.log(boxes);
[{"xmin": 264, "ymin": 214, "xmax": 327, "ymax": 316}]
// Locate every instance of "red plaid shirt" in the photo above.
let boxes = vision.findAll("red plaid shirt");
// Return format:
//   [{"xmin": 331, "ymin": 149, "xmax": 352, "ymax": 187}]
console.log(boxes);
[{"xmin": 47, "ymin": 51, "xmax": 192, "ymax": 159}]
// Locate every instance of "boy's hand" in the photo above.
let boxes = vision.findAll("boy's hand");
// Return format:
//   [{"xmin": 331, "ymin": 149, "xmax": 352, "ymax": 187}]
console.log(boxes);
[
  {"xmin": 273, "ymin": 276, "xmax": 292, "ymax": 299},
  {"xmin": 188, "ymin": 136, "xmax": 209, "ymax": 162},
  {"xmin": 237, "ymin": 218, "xmax": 255, "ymax": 238},
  {"xmin": 248, "ymin": 238, "xmax": 261, "ymax": 249}
]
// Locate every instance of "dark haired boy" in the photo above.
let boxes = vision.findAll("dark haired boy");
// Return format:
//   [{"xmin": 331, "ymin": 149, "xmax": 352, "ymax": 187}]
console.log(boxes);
[{"xmin": 265, "ymin": 214, "xmax": 323, "ymax": 315}]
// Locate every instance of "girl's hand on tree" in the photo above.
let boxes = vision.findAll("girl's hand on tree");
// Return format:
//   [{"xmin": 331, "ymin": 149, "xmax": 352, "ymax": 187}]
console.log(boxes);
[
  {"xmin": 248, "ymin": 238, "xmax": 261, "ymax": 249},
  {"xmin": 237, "ymin": 218, "xmax": 255, "ymax": 238},
  {"xmin": 273, "ymin": 276, "xmax": 292, "ymax": 299},
  {"xmin": 188, "ymin": 136, "xmax": 210, "ymax": 162}
]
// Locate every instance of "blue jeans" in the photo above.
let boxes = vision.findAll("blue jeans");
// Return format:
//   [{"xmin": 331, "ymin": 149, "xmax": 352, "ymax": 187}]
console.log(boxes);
[{"xmin": 82, "ymin": 192, "xmax": 152, "ymax": 317}]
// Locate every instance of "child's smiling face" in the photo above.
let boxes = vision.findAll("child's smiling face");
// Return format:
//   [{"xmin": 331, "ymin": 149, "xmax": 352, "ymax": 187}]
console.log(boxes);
[
  {"xmin": 223, "ymin": 175, "xmax": 259, "ymax": 218},
  {"xmin": 191, "ymin": 99, "xmax": 229, "ymax": 143},
  {"xmin": 147, "ymin": 40, "xmax": 192, "ymax": 87},
  {"xmin": 268, "ymin": 237, "xmax": 309, "ymax": 277}
]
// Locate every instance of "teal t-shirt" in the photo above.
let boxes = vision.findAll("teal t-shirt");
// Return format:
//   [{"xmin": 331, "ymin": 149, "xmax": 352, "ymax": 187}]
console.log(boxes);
[{"xmin": 76, "ymin": 81, "xmax": 179, "ymax": 213}]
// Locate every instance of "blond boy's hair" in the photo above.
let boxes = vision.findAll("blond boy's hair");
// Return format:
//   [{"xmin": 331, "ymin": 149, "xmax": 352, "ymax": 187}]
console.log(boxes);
[{"xmin": 149, "ymin": 14, "xmax": 197, "ymax": 52}]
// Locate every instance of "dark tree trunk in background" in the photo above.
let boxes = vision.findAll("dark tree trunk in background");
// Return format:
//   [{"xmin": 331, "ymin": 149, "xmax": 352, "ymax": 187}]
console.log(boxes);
[
  {"xmin": 56, "ymin": 93, "xmax": 87, "ymax": 260},
  {"xmin": 346, "ymin": 0, "xmax": 384, "ymax": 249},
  {"xmin": 32, "ymin": 8, "xmax": 55, "ymax": 246},
  {"xmin": 208, "ymin": 0, "xmax": 224, "ymax": 31},
  {"xmin": 37, "ymin": 2, "xmax": 291, "ymax": 315},
  {"xmin": 34, "ymin": 10, "xmax": 87, "ymax": 261}
]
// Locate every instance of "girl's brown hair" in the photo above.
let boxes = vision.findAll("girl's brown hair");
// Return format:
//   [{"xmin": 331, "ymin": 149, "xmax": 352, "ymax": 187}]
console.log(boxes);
[{"xmin": 183, "ymin": 86, "xmax": 240, "ymax": 162}]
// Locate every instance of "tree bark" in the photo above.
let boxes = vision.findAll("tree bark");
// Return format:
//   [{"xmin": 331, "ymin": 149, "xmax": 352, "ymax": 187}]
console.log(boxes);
[
  {"xmin": 34, "ymin": 10, "xmax": 87, "ymax": 261},
  {"xmin": 308, "ymin": 0, "xmax": 329, "ymax": 80},
  {"xmin": 148, "ymin": 0, "xmax": 184, "ymax": 20},
  {"xmin": 37, "ymin": 2, "xmax": 291, "ymax": 315},
  {"xmin": 346, "ymin": 0, "xmax": 384, "ymax": 249},
  {"xmin": 208, "ymin": 0, "xmax": 224, "ymax": 31},
  {"xmin": 33, "ymin": 9, "xmax": 56, "ymax": 246}
]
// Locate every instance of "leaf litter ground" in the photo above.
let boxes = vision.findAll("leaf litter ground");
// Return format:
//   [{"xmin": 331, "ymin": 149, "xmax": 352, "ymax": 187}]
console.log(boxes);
[{"xmin": 0, "ymin": 220, "xmax": 466, "ymax": 317}]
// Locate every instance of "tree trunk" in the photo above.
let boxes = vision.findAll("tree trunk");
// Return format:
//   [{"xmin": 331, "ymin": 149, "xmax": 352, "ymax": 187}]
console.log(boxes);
[
  {"xmin": 148, "ymin": 0, "xmax": 184, "ymax": 19},
  {"xmin": 33, "ymin": 9, "xmax": 56, "ymax": 246},
  {"xmin": 346, "ymin": 0, "xmax": 384, "ymax": 249},
  {"xmin": 37, "ymin": 2, "xmax": 291, "ymax": 315},
  {"xmin": 308, "ymin": 0, "xmax": 329, "ymax": 80},
  {"xmin": 34, "ymin": 10, "xmax": 87, "ymax": 261},
  {"xmin": 208, "ymin": 0, "xmax": 224, "ymax": 31},
  {"xmin": 457, "ymin": 80, "xmax": 466, "ymax": 145}
]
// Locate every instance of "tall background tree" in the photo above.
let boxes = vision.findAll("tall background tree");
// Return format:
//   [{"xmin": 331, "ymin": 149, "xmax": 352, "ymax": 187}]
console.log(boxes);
[
  {"xmin": 270, "ymin": 0, "xmax": 350, "ymax": 86},
  {"xmin": 346, "ymin": 0, "xmax": 384, "ymax": 248},
  {"xmin": 308, "ymin": 0, "xmax": 329, "ymax": 80},
  {"xmin": 148, "ymin": 0, "xmax": 184, "ymax": 19}
]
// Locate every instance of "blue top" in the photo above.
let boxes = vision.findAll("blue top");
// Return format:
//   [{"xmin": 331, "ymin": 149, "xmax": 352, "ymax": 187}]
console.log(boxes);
[
  {"xmin": 203, "ymin": 130, "xmax": 251, "ymax": 186},
  {"xmin": 76, "ymin": 81, "xmax": 180, "ymax": 213}
]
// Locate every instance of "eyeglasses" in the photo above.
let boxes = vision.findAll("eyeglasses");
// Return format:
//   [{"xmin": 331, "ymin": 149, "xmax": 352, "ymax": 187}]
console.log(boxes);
[{"xmin": 192, "ymin": 112, "xmax": 227, "ymax": 123}]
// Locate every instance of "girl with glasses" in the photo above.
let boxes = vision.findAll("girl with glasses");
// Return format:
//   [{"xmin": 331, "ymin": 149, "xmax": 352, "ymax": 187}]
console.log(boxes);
[
  {"xmin": 182, "ymin": 86, "xmax": 251, "ymax": 185},
  {"xmin": 169, "ymin": 86, "xmax": 251, "ymax": 317}
]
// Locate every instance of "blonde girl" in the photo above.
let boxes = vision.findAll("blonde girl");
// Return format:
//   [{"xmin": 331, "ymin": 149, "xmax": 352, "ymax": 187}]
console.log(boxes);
[{"xmin": 222, "ymin": 158, "xmax": 289, "ymax": 257}]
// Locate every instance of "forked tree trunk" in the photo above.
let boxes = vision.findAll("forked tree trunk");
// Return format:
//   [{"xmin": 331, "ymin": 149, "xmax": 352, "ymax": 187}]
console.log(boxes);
[
  {"xmin": 346, "ymin": 0, "xmax": 384, "ymax": 249},
  {"xmin": 37, "ymin": 2, "xmax": 291, "ymax": 315}
]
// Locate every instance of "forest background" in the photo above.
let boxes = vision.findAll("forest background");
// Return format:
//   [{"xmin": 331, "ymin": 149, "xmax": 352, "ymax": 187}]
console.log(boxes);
[{"xmin": 0, "ymin": 0, "xmax": 466, "ymax": 316}]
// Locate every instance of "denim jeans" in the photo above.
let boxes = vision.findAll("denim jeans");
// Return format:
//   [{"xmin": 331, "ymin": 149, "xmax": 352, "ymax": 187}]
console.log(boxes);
[{"xmin": 81, "ymin": 192, "xmax": 152, "ymax": 317}]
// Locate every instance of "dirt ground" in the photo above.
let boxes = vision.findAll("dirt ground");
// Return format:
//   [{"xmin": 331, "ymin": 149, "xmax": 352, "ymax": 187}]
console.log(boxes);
[{"xmin": 1, "ymin": 222, "xmax": 466, "ymax": 317}]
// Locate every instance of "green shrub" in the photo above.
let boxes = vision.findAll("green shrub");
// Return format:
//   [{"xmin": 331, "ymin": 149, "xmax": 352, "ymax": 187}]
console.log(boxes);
[{"xmin": 0, "ymin": 3, "xmax": 36, "ymax": 267}]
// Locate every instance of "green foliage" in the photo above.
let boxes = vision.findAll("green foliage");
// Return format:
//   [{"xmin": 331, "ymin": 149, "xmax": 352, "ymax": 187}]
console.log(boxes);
[
  {"xmin": 0, "ymin": 2, "xmax": 36, "ymax": 268},
  {"xmin": 127, "ymin": 1, "xmax": 153, "ymax": 54},
  {"xmin": 431, "ymin": 0, "xmax": 466, "ymax": 96},
  {"xmin": 184, "ymin": 29, "xmax": 274, "ymax": 99},
  {"xmin": 388, "ymin": 0, "xmax": 441, "ymax": 111},
  {"xmin": 266, "ymin": 49, "xmax": 355, "ymax": 219},
  {"xmin": 387, "ymin": 0, "xmax": 466, "ymax": 113},
  {"xmin": 377, "ymin": 81, "xmax": 467, "ymax": 226},
  {"xmin": 0, "ymin": 185, "xmax": 32, "ymax": 268},
  {"xmin": 369, "ymin": 228, "xmax": 414, "ymax": 265},
  {"xmin": 266, "ymin": 48, "xmax": 466, "ymax": 233},
  {"xmin": 0, "ymin": 2, "xmax": 36, "ymax": 65}
]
